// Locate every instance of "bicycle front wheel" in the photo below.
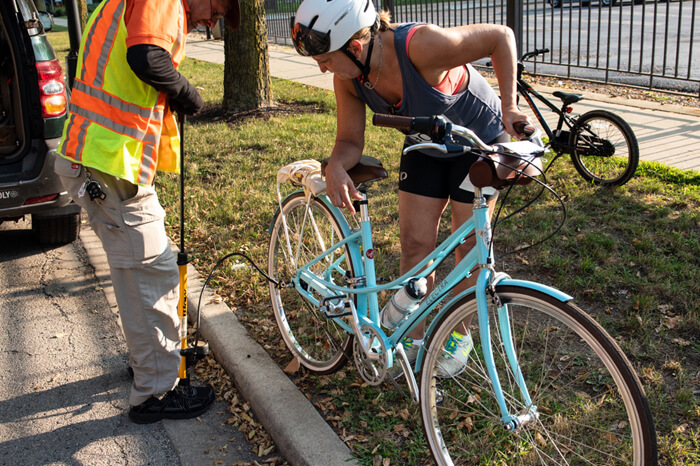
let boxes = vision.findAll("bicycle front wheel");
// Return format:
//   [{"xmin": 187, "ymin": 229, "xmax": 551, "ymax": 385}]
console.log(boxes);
[
  {"xmin": 268, "ymin": 192, "xmax": 354, "ymax": 374},
  {"xmin": 569, "ymin": 110, "xmax": 639, "ymax": 187},
  {"xmin": 419, "ymin": 286, "xmax": 656, "ymax": 465}
]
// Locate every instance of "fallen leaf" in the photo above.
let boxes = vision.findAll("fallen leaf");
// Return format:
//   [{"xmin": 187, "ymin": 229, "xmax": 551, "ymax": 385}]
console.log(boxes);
[
  {"xmin": 675, "ymin": 423, "xmax": 688, "ymax": 434},
  {"xmin": 283, "ymin": 357, "xmax": 301, "ymax": 374}
]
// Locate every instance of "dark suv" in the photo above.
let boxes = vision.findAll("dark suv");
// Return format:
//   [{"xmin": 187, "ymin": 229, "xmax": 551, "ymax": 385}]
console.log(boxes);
[{"xmin": 0, "ymin": 0, "xmax": 80, "ymax": 243}]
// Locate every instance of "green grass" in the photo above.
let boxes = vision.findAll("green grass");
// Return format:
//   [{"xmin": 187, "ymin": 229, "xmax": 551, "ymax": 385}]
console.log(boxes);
[{"xmin": 47, "ymin": 30, "xmax": 700, "ymax": 465}]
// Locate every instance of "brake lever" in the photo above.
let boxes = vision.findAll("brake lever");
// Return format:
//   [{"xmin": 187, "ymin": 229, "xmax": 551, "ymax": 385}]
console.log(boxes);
[
  {"xmin": 403, "ymin": 143, "xmax": 447, "ymax": 154},
  {"xmin": 403, "ymin": 142, "xmax": 475, "ymax": 155}
]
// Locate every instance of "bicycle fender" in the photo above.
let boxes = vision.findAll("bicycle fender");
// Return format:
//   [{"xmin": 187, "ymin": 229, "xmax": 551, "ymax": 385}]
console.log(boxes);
[{"xmin": 417, "ymin": 279, "xmax": 573, "ymax": 369}]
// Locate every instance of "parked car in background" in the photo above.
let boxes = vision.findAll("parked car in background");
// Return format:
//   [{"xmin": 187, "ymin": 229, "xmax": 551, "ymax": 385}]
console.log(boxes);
[{"xmin": 0, "ymin": 0, "xmax": 80, "ymax": 244}]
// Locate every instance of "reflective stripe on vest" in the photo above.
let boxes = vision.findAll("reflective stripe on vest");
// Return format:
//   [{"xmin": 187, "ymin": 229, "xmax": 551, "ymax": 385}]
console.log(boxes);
[{"xmin": 59, "ymin": 0, "xmax": 184, "ymax": 186}]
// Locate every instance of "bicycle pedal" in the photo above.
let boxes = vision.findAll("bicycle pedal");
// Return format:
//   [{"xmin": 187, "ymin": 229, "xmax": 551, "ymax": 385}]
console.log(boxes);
[{"xmin": 320, "ymin": 295, "xmax": 352, "ymax": 318}]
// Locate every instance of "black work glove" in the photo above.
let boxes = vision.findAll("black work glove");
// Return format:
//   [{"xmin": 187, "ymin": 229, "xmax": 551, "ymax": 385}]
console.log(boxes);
[
  {"xmin": 169, "ymin": 82, "xmax": 203, "ymax": 116},
  {"xmin": 126, "ymin": 45, "xmax": 204, "ymax": 116}
]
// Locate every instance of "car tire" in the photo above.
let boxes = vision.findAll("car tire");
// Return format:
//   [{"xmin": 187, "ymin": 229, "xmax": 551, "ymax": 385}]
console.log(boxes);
[{"xmin": 33, "ymin": 212, "xmax": 81, "ymax": 244}]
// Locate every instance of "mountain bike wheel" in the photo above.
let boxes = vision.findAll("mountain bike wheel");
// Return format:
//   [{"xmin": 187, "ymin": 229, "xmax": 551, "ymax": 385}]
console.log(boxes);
[
  {"xmin": 569, "ymin": 110, "xmax": 639, "ymax": 187},
  {"xmin": 419, "ymin": 285, "xmax": 656, "ymax": 465},
  {"xmin": 268, "ymin": 192, "xmax": 354, "ymax": 374}
]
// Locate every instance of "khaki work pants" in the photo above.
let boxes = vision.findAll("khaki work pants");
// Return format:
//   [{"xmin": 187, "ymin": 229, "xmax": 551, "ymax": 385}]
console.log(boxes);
[{"xmin": 55, "ymin": 157, "xmax": 180, "ymax": 406}]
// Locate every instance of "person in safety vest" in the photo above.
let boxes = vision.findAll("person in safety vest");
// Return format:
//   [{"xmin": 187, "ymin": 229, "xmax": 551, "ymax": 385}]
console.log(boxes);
[
  {"xmin": 55, "ymin": 0, "xmax": 240, "ymax": 424},
  {"xmin": 290, "ymin": 0, "xmax": 532, "ymax": 379}
]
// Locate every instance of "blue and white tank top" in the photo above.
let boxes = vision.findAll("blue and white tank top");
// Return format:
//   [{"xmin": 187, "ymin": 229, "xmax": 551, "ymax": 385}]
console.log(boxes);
[{"xmin": 352, "ymin": 23, "xmax": 505, "ymax": 146}]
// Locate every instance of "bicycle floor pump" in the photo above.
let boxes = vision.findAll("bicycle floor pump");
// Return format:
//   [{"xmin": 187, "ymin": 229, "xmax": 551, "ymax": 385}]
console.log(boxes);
[{"xmin": 177, "ymin": 113, "xmax": 209, "ymax": 385}]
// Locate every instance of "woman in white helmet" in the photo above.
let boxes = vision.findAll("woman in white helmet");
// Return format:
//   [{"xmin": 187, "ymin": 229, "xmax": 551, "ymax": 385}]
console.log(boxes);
[{"xmin": 290, "ymin": 0, "xmax": 531, "ymax": 376}]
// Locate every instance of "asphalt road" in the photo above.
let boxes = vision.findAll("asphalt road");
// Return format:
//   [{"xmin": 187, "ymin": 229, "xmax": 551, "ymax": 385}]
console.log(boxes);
[{"xmin": 0, "ymin": 218, "xmax": 272, "ymax": 465}]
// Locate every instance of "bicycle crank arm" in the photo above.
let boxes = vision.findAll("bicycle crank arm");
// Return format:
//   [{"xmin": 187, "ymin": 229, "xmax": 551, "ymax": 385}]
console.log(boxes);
[
  {"xmin": 395, "ymin": 342, "xmax": 419, "ymax": 404},
  {"xmin": 344, "ymin": 299, "xmax": 382, "ymax": 361}
]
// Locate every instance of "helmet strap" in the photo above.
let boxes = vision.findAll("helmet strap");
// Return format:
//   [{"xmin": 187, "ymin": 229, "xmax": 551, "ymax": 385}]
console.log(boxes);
[{"xmin": 342, "ymin": 32, "xmax": 375, "ymax": 84}]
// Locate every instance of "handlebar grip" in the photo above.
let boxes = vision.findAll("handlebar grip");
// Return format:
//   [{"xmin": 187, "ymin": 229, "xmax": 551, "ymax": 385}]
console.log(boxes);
[
  {"xmin": 514, "ymin": 121, "xmax": 535, "ymax": 137},
  {"xmin": 521, "ymin": 48, "xmax": 551, "ymax": 61},
  {"xmin": 372, "ymin": 114, "xmax": 444, "ymax": 137},
  {"xmin": 372, "ymin": 114, "xmax": 413, "ymax": 131}
]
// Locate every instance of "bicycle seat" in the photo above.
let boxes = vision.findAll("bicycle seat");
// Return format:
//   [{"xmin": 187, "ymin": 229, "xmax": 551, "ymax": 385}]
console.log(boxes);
[
  {"xmin": 552, "ymin": 91, "xmax": 584, "ymax": 105},
  {"xmin": 321, "ymin": 155, "xmax": 388, "ymax": 185}
]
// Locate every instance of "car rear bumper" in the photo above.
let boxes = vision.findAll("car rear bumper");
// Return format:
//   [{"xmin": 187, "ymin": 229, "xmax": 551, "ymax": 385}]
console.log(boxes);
[{"xmin": 0, "ymin": 138, "xmax": 78, "ymax": 219}]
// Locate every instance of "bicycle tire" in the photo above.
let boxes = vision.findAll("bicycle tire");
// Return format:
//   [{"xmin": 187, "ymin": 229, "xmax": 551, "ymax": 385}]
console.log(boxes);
[
  {"xmin": 569, "ymin": 110, "xmax": 639, "ymax": 187},
  {"xmin": 268, "ymin": 192, "xmax": 354, "ymax": 374},
  {"xmin": 419, "ymin": 285, "xmax": 657, "ymax": 465}
]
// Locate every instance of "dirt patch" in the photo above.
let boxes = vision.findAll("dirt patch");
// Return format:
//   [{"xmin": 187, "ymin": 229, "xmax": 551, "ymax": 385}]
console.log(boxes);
[{"xmin": 191, "ymin": 100, "xmax": 326, "ymax": 126}]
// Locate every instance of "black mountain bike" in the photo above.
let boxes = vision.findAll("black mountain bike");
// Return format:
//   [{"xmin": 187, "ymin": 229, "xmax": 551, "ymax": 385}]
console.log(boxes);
[{"xmin": 516, "ymin": 48, "xmax": 639, "ymax": 187}]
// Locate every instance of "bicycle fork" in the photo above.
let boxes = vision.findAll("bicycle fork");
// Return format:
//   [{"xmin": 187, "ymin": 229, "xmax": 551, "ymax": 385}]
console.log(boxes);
[{"xmin": 472, "ymin": 190, "xmax": 539, "ymax": 432}]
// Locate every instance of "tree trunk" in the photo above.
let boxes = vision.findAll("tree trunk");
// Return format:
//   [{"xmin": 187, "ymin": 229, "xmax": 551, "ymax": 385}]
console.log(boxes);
[
  {"xmin": 78, "ymin": 0, "xmax": 88, "ymax": 30},
  {"xmin": 223, "ymin": 0, "xmax": 272, "ymax": 113}
]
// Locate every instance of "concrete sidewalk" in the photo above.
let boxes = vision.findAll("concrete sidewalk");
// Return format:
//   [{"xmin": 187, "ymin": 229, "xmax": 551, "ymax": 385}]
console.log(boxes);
[{"xmin": 187, "ymin": 37, "xmax": 700, "ymax": 172}]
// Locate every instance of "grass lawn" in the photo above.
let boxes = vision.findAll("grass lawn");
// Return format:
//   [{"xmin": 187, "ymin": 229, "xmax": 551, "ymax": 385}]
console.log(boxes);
[{"xmin": 48, "ymin": 30, "xmax": 699, "ymax": 465}]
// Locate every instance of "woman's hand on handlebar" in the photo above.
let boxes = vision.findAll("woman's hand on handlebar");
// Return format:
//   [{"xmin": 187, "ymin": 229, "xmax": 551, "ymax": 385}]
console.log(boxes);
[
  {"xmin": 325, "ymin": 158, "xmax": 363, "ymax": 215},
  {"xmin": 502, "ymin": 106, "xmax": 533, "ymax": 140}
]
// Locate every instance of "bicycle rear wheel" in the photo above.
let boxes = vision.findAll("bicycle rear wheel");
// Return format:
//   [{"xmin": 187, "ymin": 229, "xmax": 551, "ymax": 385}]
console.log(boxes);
[
  {"xmin": 419, "ymin": 285, "xmax": 656, "ymax": 465},
  {"xmin": 569, "ymin": 110, "xmax": 639, "ymax": 187},
  {"xmin": 268, "ymin": 192, "xmax": 354, "ymax": 374}
]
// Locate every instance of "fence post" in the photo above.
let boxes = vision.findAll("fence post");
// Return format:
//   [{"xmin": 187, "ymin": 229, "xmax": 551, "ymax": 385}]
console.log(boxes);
[
  {"xmin": 506, "ymin": 0, "xmax": 523, "ymax": 60},
  {"xmin": 382, "ymin": 0, "xmax": 395, "ymax": 24}
]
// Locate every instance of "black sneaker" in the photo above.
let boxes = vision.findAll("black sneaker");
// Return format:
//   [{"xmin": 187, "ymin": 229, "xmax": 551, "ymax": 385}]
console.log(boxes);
[{"xmin": 128, "ymin": 385, "xmax": 215, "ymax": 424}]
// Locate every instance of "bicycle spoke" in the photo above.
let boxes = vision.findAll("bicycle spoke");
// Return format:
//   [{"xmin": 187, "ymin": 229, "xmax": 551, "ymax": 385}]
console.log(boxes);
[
  {"xmin": 269, "ymin": 194, "xmax": 353, "ymax": 374},
  {"xmin": 420, "ymin": 287, "xmax": 654, "ymax": 465}
]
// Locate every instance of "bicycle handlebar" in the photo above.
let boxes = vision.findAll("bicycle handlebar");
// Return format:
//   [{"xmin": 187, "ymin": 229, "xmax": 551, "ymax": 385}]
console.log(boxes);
[
  {"xmin": 513, "ymin": 121, "xmax": 536, "ymax": 137},
  {"xmin": 520, "ymin": 48, "xmax": 550, "ymax": 62},
  {"xmin": 372, "ymin": 114, "xmax": 545, "ymax": 190},
  {"xmin": 373, "ymin": 114, "xmax": 536, "ymax": 148},
  {"xmin": 372, "ymin": 114, "xmax": 493, "ymax": 151}
]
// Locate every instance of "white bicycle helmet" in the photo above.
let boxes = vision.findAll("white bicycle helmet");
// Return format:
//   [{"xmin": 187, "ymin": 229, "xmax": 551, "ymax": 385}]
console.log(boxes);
[{"xmin": 290, "ymin": 0, "xmax": 378, "ymax": 56}]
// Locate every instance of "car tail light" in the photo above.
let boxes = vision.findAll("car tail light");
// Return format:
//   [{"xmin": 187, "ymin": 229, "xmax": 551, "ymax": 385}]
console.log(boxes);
[
  {"xmin": 25, "ymin": 194, "xmax": 59, "ymax": 205},
  {"xmin": 36, "ymin": 59, "xmax": 67, "ymax": 118}
]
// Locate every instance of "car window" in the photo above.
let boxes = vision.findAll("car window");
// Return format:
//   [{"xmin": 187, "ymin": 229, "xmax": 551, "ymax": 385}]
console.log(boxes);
[{"xmin": 15, "ymin": 0, "xmax": 35, "ymax": 21}]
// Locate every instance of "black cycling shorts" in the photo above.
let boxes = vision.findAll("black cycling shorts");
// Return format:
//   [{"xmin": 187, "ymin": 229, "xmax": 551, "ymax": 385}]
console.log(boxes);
[{"xmin": 398, "ymin": 132, "xmax": 510, "ymax": 203}]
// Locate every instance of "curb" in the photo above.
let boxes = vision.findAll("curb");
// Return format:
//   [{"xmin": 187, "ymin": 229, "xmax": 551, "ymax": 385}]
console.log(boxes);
[
  {"xmin": 185, "ymin": 260, "xmax": 360, "ymax": 466},
  {"xmin": 79, "ymin": 223, "xmax": 359, "ymax": 466}
]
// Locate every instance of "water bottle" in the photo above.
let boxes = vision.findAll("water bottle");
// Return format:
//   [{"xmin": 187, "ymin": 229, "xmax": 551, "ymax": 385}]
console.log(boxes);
[{"xmin": 380, "ymin": 277, "xmax": 428, "ymax": 330}]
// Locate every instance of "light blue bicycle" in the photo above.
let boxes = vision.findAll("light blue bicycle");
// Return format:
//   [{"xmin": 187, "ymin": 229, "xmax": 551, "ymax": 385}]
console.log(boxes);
[{"xmin": 268, "ymin": 114, "xmax": 657, "ymax": 465}]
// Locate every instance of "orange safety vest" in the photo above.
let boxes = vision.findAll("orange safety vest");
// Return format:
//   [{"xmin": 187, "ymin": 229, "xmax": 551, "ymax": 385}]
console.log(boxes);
[{"xmin": 59, "ymin": 0, "xmax": 185, "ymax": 186}]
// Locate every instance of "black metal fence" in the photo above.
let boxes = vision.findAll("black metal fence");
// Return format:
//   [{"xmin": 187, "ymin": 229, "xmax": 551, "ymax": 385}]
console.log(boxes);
[{"xmin": 266, "ymin": 0, "xmax": 699, "ymax": 96}]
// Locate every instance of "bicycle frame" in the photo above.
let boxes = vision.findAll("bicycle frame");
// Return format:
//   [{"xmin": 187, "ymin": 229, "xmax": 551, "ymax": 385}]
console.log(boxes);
[
  {"xmin": 276, "ymin": 185, "xmax": 573, "ymax": 428},
  {"xmin": 517, "ymin": 78, "xmax": 575, "ymax": 150}
]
